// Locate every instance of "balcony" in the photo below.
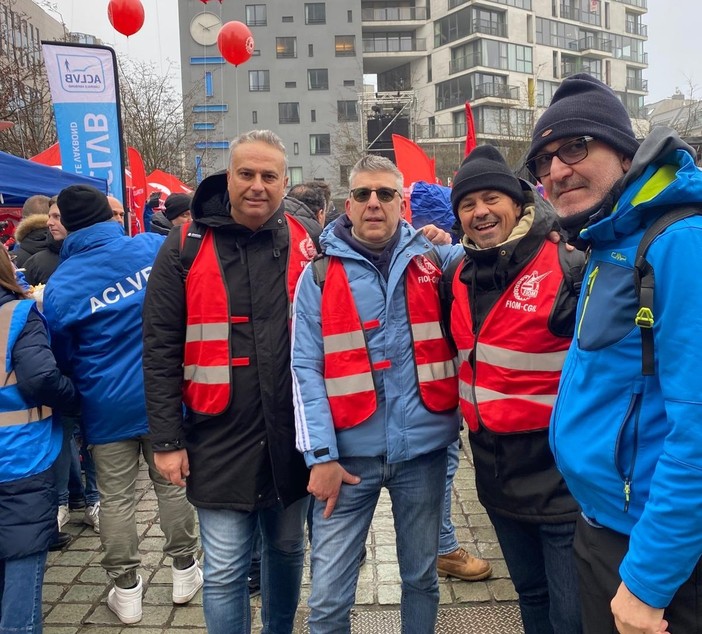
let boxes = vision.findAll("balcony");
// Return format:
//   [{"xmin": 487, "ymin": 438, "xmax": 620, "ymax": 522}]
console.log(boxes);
[
  {"xmin": 560, "ymin": 3, "xmax": 601, "ymax": 26},
  {"xmin": 449, "ymin": 51, "xmax": 482, "ymax": 75},
  {"xmin": 625, "ymin": 21, "xmax": 648, "ymax": 37},
  {"xmin": 578, "ymin": 35, "xmax": 612, "ymax": 56},
  {"xmin": 617, "ymin": 50, "xmax": 648, "ymax": 65},
  {"xmin": 472, "ymin": 18, "xmax": 507, "ymax": 38},
  {"xmin": 363, "ymin": 37, "xmax": 426, "ymax": 53},
  {"xmin": 614, "ymin": 0, "xmax": 647, "ymax": 10},
  {"xmin": 361, "ymin": 6, "xmax": 427, "ymax": 22},
  {"xmin": 415, "ymin": 123, "xmax": 464, "ymax": 140},
  {"xmin": 626, "ymin": 77, "xmax": 648, "ymax": 92},
  {"xmin": 562, "ymin": 60, "xmax": 602, "ymax": 80},
  {"xmin": 474, "ymin": 82, "xmax": 519, "ymax": 101}
]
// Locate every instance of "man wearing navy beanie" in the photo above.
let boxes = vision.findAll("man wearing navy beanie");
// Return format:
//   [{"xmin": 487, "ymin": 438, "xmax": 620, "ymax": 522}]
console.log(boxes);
[
  {"xmin": 529, "ymin": 74, "xmax": 702, "ymax": 633},
  {"xmin": 446, "ymin": 144, "xmax": 584, "ymax": 633}
]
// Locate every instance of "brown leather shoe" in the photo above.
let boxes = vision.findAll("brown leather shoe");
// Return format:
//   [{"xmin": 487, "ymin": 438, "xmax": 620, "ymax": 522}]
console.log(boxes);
[{"xmin": 437, "ymin": 547, "xmax": 492, "ymax": 581}]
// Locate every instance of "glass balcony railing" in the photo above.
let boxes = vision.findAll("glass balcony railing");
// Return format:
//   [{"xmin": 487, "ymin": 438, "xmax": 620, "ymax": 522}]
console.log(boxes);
[
  {"xmin": 625, "ymin": 21, "xmax": 648, "ymax": 37},
  {"xmin": 474, "ymin": 82, "xmax": 519, "ymax": 100},
  {"xmin": 626, "ymin": 77, "xmax": 648, "ymax": 91},
  {"xmin": 363, "ymin": 37, "xmax": 427, "ymax": 53},
  {"xmin": 578, "ymin": 36, "xmax": 612, "ymax": 53},
  {"xmin": 560, "ymin": 3, "xmax": 601, "ymax": 25},
  {"xmin": 361, "ymin": 6, "xmax": 427, "ymax": 21}
]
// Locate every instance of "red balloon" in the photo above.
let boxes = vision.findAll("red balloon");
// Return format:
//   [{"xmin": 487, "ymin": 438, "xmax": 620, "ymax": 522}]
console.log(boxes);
[
  {"xmin": 107, "ymin": 0, "xmax": 145, "ymax": 37},
  {"xmin": 217, "ymin": 21, "xmax": 255, "ymax": 66}
]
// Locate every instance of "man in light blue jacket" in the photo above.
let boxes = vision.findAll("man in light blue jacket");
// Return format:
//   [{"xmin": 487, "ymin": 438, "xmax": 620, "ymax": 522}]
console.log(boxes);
[{"xmin": 292, "ymin": 155, "xmax": 489, "ymax": 633}]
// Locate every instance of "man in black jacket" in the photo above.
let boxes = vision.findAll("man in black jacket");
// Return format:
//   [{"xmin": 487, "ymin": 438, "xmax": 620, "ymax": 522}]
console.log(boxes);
[
  {"xmin": 143, "ymin": 129, "xmax": 320, "ymax": 634},
  {"xmin": 446, "ymin": 146, "xmax": 583, "ymax": 634}
]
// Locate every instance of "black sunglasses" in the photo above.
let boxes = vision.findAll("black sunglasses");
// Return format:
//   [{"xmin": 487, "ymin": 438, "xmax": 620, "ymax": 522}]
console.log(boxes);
[
  {"xmin": 527, "ymin": 136, "xmax": 594, "ymax": 179},
  {"xmin": 349, "ymin": 187, "xmax": 400, "ymax": 203}
]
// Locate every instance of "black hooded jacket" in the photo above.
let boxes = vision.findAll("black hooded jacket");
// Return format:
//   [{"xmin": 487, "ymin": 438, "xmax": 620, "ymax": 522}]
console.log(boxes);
[
  {"xmin": 13, "ymin": 215, "xmax": 50, "ymax": 269},
  {"xmin": 444, "ymin": 182, "xmax": 582, "ymax": 524},
  {"xmin": 143, "ymin": 171, "xmax": 320, "ymax": 510},
  {"xmin": 23, "ymin": 235, "xmax": 62, "ymax": 286}
]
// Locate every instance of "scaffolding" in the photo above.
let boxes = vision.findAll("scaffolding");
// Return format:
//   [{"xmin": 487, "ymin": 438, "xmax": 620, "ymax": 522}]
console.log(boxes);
[{"xmin": 358, "ymin": 90, "xmax": 418, "ymax": 155}]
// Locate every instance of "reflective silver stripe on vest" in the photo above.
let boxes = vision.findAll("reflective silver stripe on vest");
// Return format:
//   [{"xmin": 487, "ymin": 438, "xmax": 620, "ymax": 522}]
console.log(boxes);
[
  {"xmin": 323, "ymin": 330, "xmax": 367, "ymax": 355},
  {"xmin": 0, "ymin": 406, "xmax": 52, "ymax": 428},
  {"xmin": 461, "ymin": 383, "xmax": 556, "ymax": 407},
  {"xmin": 183, "ymin": 365, "xmax": 230, "ymax": 384},
  {"xmin": 324, "ymin": 372, "xmax": 374, "ymax": 398},
  {"xmin": 185, "ymin": 322, "xmax": 229, "ymax": 343},
  {"xmin": 475, "ymin": 343, "xmax": 566, "ymax": 372},
  {"xmin": 411, "ymin": 321, "xmax": 444, "ymax": 342},
  {"xmin": 417, "ymin": 360, "xmax": 457, "ymax": 383}
]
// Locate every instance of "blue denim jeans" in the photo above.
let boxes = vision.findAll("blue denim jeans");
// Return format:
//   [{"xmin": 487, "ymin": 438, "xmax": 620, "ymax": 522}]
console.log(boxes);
[
  {"xmin": 438, "ymin": 440, "xmax": 460, "ymax": 555},
  {"xmin": 487, "ymin": 511, "xmax": 581, "ymax": 634},
  {"xmin": 308, "ymin": 448, "xmax": 447, "ymax": 634},
  {"xmin": 69, "ymin": 426, "xmax": 99, "ymax": 507},
  {"xmin": 197, "ymin": 496, "xmax": 308, "ymax": 634},
  {"xmin": 0, "ymin": 549, "xmax": 47, "ymax": 633}
]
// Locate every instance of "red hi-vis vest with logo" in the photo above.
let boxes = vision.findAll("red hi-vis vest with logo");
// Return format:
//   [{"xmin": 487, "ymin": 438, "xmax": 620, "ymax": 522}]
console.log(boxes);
[
  {"xmin": 450, "ymin": 241, "xmax": 570, "ymax": 434},
  {"xmin": 181, "ymin": 214, "xmax": 316, "ymax": 416},
  {"xmin": 321, "ymin": 253, "xmax": 458, "ymax": 430}
]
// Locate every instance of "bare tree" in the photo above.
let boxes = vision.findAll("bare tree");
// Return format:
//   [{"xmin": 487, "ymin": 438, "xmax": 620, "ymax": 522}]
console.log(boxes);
[{"xmin": 117, "ymin": 58, "xmax": 221, "ymax": 185}]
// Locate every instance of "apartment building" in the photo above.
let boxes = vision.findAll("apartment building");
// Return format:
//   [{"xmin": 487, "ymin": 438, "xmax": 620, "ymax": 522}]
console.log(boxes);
[{"xmin": 179, "ymin": 0, "xmax": 648, "ymax": 190}]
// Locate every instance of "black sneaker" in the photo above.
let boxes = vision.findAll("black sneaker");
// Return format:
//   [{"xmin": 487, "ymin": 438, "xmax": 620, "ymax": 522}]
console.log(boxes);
[
  {"xmin": 247, "ymin": 576, "xmax": 261, "ymax": 598},
  {"xmin": 49, "ymin": 532, "xmax": 72, "ymax": 551}
]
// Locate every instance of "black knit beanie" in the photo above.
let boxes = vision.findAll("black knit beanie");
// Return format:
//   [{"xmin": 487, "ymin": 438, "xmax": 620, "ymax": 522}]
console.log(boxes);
[
  {"xmin": 57, "ymin": 185, "xmax": 113, "ymax": 232},
  {"xmin": 527, "ymin": 73, "xmax": 639, "ymax": 163},
  {"xmin": 451, "ymin": 145, "xmax": 524, "ymax": 217},
  {"xmin": 164, "ymin": 193, "xmax": 192, "ymax": 221}
]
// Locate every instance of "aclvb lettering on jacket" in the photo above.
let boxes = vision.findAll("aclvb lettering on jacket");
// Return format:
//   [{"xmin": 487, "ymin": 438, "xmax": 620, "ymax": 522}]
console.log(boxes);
[{"xmin": 89, "ymin": 266, "xmax": 152, "ymax": 314}]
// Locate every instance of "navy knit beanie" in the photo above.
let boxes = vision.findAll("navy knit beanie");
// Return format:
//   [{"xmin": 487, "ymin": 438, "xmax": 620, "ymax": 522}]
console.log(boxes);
[
  {"xmin": 451, "ymin": 145, "xmax": 524, "ymax": 217},
  {"xmin": 164, "ymin": 193, "xmax": 192, "ymax": 221},
  {"xmin": 526, "ymin": 73, "xmax": 639, "ymax": 163},
  {"xmin": 57, "ymin": 185, "xmax": 113, "ymax": 232}
]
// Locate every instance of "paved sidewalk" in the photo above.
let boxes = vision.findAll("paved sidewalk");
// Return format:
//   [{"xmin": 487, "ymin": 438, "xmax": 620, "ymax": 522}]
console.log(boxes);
[{"xmin": 42, "ymin": 443, "xmax": 523, "ymax": 633}]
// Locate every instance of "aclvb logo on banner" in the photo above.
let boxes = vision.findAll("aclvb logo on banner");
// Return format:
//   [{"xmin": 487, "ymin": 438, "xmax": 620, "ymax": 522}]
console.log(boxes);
[{"xmin": 57, "ymin": 54, "xmax": 106, "ymax": 93}]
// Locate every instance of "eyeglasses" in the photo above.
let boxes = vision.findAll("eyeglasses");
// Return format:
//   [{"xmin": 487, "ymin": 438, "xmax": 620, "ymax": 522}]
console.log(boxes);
[
  {"xmin": 349, "ymin": 187, "xmax": 400, "ymax": 203},
  {"xmin": 527, "ymin": 136, "xmax": 595, "ymax": 179}
]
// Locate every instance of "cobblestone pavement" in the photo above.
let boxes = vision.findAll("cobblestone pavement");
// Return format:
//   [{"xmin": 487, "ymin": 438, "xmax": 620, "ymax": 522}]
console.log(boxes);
[{"xmin": 42, "ymin": 443, "xmax": 523, "ymax": 633}]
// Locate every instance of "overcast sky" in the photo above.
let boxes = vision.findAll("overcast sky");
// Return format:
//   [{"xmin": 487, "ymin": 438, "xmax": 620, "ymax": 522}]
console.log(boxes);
[{"xmin": 45, "ymin": 0, "xmax": 700, "ymax": 104}]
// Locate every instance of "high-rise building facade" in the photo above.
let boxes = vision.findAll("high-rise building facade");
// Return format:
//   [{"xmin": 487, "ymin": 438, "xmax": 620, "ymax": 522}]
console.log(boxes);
[{"xmin": 179, "ymin": 0, "xmax": 648, "ymax": 191}]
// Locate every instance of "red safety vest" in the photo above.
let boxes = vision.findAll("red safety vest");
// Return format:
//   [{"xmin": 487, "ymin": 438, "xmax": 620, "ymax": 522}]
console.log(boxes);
[
  {"xmin": 321, "ymin": 253, "xmax": 458, "ymax": 430},
  {"xmin": 450, "ymin": 241, "xmax": 570, "ymax": 433},
  {"xmin": 182, "ymin": 215, "xmax": 316, "ymax": 415}
]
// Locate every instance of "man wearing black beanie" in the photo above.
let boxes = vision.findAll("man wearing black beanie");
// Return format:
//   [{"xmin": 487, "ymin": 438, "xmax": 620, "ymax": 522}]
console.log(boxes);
[
  {"xmin": 42, "ymin": 185, "xmax": 202, "ymax": 624},
  {"xmin": 446, "ymin": 145, "xmax": 584, "ymax": 634},
  {"xmin": 528, "ymin": 74, "xmax": 702, "ymax": 633}
]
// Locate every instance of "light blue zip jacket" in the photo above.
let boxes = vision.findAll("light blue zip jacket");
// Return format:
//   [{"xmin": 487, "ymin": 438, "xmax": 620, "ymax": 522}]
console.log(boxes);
[
  {"xmin": 292, "ymin": 220, "xmax": 460, "ymax": 467},
  {"xmin": 550, "ymin": 127, "xmax": 702, "ymax": 608}
]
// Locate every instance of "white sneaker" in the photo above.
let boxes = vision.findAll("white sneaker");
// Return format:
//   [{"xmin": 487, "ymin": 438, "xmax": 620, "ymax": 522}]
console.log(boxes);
[
  {"xmin": 57, "ymin": 504, "xmax": 70, "ymax": 530},
  {"xmin": 107, "ymin": 575, "xmax": 143, "ymax": 624},
  {"xmin": 172, "ymin": 560, "xmax": 203, "ymax": 604},
  {"xmin": 83, "ymin": 502, "xmax": 100, "ymax": 534}
]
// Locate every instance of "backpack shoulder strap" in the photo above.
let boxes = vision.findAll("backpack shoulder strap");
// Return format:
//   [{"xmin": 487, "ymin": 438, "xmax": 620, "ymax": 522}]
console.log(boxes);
[
  {"xmin": 311, "ymin": 254, "xmax": 330, "ymax": 292},
  {"xmin": 179, "ymin": 221, "xmax": 206, "ymax": 274},
  {"xmin": 557, "ymin": 240, "xmax": 585, "ymax": 297},
  {"xmin": 634, "ymin": 205, "xmax": 702, "ymax": 375}
]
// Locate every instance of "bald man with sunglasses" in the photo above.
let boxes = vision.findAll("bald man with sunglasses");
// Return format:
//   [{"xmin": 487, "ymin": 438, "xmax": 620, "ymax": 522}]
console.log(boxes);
[{"xmin": 291, "ymin": 155, "xmax": 490, "ymax": 633}]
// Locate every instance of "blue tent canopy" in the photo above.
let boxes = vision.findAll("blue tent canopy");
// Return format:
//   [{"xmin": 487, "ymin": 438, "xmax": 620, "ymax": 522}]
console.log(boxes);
[{"xmin": 0, "ymin": 150, "xmax": 108, "ymax": 207}]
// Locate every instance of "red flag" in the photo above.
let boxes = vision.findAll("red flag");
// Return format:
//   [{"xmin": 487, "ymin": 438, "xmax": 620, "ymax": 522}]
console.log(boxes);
[
  {"xmin": 391, "ymin": 134, "xmax": 435, "ymax": 187},
  {"xmin": 127, "ymin": 147, "xmax": 147, "ymax": 233},
  {"xmin": 146, "ymin": 169, "xmax": 194, "ymax": 198},
  {"xmin": 29, "ymin": 143, "xmax": 62, "ymax": 167},
  {"xmin": 464, "ymin": 102, "xmax": 477, "ymax": 157}
]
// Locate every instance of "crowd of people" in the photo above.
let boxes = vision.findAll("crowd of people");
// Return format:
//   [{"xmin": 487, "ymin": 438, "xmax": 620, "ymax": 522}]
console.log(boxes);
[{"xmin": 1, "ymin": 73, "xmax": 702, "ymax": 634}]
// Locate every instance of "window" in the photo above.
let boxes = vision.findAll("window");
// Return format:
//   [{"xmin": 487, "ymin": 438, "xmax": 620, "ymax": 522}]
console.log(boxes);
[
  {"xmin": 193, "ymin": 122, "xmax": 215, "ymax": 131},
  {"xmin": 204, "ymin": 71, "xmax": 213, "ymax": 97},
  {"xmin": 195, "ymin": 141, "xmax": 230, "ymax": 150},
  {"xmin": 190, "ymin": 56, "xmax": 225, "ymax": 65},
  {"xmin": 308, "ymin": 69, "xmax": 329, "ymax": 90},
  {"xmin": 285, "ymin": 81, "xmax": 297, "ymax": 88},
  {"xmin": 337, "ymin": 100, "xmax": 358, "ymax": 122},
  {"xmin": 294, "ymin": 142, "xmax": 299, "ymax": 155},
  {"xmin": 347, "ymin": 10, "xmax": 353, "ymax": 22},
  {"xmin": 252, "ymin": 111, "xmax": 258, "ymax": 124},
  {"xmin": 343, "ymin": 80, "xmax": 356, "ymax": 87},
  {"xmin": 289, "ymin": 167, "xmax": 304, "ymax": 186},
  {"xmin": 279, "ymin": 102, "xmax": 300, "ymax": 124},
  {"xmin": 276, "ymin": 37, "xmax": 297, "ymax": 58},
  {"xmin": 193, "ymin": 104, "xmax": 228, "ymax": 113},
  {"xmin": 282, "ymin": 16, "xmax": 293, "ymax": 23},
  {"xmin": 335, "ymin": 35, "xmax": 356, "ymax": 56},
  {"xmin": 309, "ymin": 44, "xmax": 314, "ymax": 57},
  {"xmin": 305, "ymin": 3, "xmax": 326, "ymax": 25},
  {"xmin": 310, "ymin": 134, "xmax": 331, "ymax": 155},
  {"xmin": 311, "ymin": 109, "xmax": 316, "ymax": 122},
  {"xmin": 248, "ymin": 70, "xmax": 270, "ymax": 92},
  {"xmin": 245, "ymin": 5, "xmax": 266, "ymax": 27}
]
